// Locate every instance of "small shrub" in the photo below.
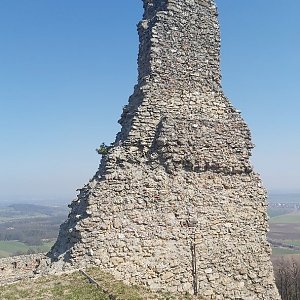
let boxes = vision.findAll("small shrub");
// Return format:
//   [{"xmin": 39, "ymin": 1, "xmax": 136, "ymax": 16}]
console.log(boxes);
[{"xmin": 96, "ymin": 143, "xmax": 109, "ymax": 155}]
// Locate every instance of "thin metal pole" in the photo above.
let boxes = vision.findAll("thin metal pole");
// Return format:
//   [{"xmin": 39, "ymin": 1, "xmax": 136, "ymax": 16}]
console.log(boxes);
[{"xmin": 191, "ymin": 231, "xmax": 198, "ymax": 295}]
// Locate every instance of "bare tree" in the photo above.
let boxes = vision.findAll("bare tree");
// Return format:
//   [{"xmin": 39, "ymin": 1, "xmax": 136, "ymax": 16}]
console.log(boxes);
[{"xmin": 273, "ymin": 256, "xmax": 300, "ymax": 300}]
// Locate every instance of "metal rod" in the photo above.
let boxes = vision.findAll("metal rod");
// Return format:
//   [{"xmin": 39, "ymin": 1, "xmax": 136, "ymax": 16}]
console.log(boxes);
[{"xmin": 191, "ymin": 231, "xmax": 198, "ymax": 295}]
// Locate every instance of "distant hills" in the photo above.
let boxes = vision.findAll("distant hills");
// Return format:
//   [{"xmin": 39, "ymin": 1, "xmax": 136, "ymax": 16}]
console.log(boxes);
[
  {"xmin": 269, "ymin": 193, "xmax": 300, "ymax": 204},
  {"xmin": 7, "ymin": 203, "xmax": 68, "ymax": 217},
  {"xmin": 0, "ymin": 203, "xmax": 68, "ymax": 221}
]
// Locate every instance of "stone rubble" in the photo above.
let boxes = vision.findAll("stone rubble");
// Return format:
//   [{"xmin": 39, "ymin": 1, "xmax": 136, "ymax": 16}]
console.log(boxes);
[{"xmin": 0, "ymin": 0, "xmax": 280, "ymax": 298}]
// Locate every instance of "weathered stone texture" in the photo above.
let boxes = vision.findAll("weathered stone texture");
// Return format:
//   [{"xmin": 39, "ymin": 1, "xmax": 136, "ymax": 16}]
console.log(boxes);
[
  {"xmin": 0, "ymin": 0, "xmax": 280, "ymax": 298},
  {"xmin": 0, "ymin": 254, "xmax": 49, "ymax": 284}
]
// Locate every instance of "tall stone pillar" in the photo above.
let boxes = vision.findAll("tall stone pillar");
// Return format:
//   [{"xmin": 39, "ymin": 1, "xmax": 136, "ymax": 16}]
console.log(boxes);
[{"xmin": 49, "ymin": 0, "xmax": 280, "ymax": 298}]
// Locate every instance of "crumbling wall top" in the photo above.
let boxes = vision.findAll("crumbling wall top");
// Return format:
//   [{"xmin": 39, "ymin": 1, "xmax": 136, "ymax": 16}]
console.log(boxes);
[{"xmin": 142, "ymin": 0, "xmax": 168, "ymax": 19}]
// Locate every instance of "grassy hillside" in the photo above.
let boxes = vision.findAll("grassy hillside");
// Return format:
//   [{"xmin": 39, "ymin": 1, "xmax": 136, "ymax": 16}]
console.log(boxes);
[
  {"xmin": 0, "ymin": 240, "xmax": 54, "ymax": 258},
  {"xmin": 0, "ymin": 268, "xmax": 199, "ymax": 300}
]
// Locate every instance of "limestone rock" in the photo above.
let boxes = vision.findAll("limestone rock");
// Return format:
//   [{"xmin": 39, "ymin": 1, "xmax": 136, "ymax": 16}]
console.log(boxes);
[
  {"xmin": 47, "ymin": 1, "xmax": 280, "ymax": 297},
  {"xmin": 0, "ymin": 0, "xmax": 280, "ymax": 298}
]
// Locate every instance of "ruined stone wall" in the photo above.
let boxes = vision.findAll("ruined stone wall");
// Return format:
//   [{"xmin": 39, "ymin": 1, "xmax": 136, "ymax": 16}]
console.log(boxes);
[
  {"xmin": 0, "ymin": 254, "xmax": 49, "ymax": 285},
  {"xmin": 0, "ymin": 0, "xmax": 280, "ymax": 298}
]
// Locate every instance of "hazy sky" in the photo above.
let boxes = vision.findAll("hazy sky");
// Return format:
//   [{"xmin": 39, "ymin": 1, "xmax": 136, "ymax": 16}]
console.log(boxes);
[{"xmin": 0, "ymin": 1, "xmax": 299, "ymax": 203}]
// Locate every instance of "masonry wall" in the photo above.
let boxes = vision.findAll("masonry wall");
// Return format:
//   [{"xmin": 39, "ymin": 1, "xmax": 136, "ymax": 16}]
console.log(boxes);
[
  {"xmin": 0, "ymin": 254, "xmax": 48, "ymax": 285},
  {"xmin": 0, "ymin": 0, "xmax": 281, "ymax": 298}
]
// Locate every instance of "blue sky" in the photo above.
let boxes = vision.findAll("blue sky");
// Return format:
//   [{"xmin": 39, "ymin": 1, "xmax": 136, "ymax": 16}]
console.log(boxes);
[{"xmin": 0, "ymin": 1, "xmax": 299, "ymax": 203}]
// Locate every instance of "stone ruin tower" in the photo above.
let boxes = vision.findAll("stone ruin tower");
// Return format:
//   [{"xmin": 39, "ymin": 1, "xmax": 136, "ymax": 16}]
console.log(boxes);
[{"xmin": 49, "ymin": 0, "xmax": 280, "ymax": 298}]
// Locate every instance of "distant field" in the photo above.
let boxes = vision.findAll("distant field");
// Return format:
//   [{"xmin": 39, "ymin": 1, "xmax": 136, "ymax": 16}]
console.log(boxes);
[
  {"xmin": 0, "ymin": 212, "xmax": 48, "ymax": 223},
  {"xmin": 268, "ymin": 208, "xmax": 300, "ymax": 255},
  {"xmin": 269, "ymin": 224, "xmax": 300, "ymax": 241},
  {"xmin": 0, "ymin": 203, "xmax": 67, "ymax": 257},
  {"xmin": 268, "ymin": 206, "xmax": 295, "ymax": 218},
  {"xmin": 0, "ymin": 205, "xmax": 59, "ymax": 223},
  {"xmin": 0, "ymin": 203, "xmax": 68, "ymax": 223},
  {"xmin": 0, "ymin": 240, "xmax": 54, "ymax": 258},
  {"xmin": 269, "ymin": 213, "xmax": 300, "ymax": 224},
  {"xmin": 283, "ymin": 240, "xmax": 300, "ymax": 247},
  {"xmin": 0, "ymin": 216, "xmax": 44, "ymax": 223},
  {"xmin": 272, "ymin": 247, "xmax": 300, "ymax": 255},
  {"xmin": 269, "ymin": 211, "xmax": 300, "ymax": 239}
]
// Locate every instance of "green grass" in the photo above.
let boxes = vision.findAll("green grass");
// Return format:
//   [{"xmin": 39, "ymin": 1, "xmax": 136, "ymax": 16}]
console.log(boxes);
[
  {"xmin": 0, "ymin": 268, "xmax": 199, "ymax": 300},
  {"xmin": 0, "ymin": 241, "xmax": 34, "ymax": 253},
  {"xmin": 269, "ymin": 213, "xmax": 300, "ymax": 224},
  {"xmin": 272, "ymin": 247, "xmax": 300, "ymax": 255},
  {"xmin": 0, "ymin": 240, "xmax": 54, "ymax": 258},
  {"xmin": 0, "ymin": 272, "xmax": 108, "ymax": 300},
  {"xmin": 283, "ymin": 240, "xmax": 300, "ymax": 247}
]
